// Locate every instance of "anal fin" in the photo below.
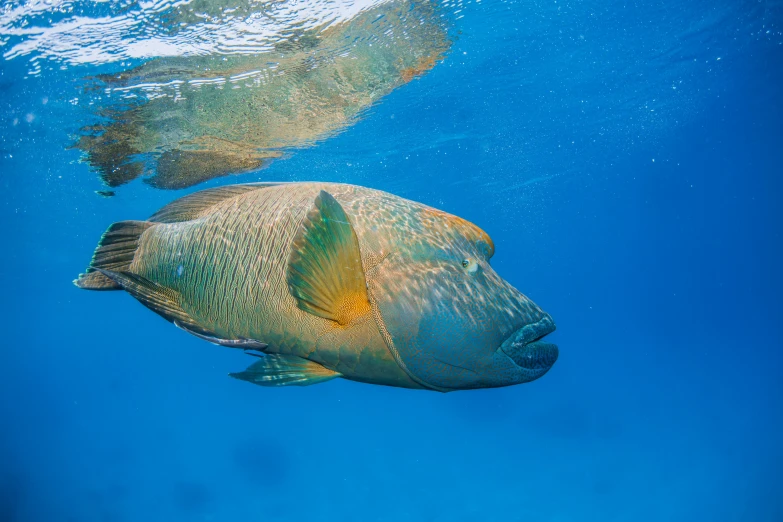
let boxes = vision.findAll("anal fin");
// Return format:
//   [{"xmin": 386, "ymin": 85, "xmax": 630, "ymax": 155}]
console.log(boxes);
[
  {"xmin": 95, "ymin": 268, "xmax": 206, "ymax": 335},
  {"xmin": 174, "ymin": 321, "xmax": 268, "ymax": 350},
  {"xmin": 229, "ymin": 354, "xmax": 341, "ymax": 387}
]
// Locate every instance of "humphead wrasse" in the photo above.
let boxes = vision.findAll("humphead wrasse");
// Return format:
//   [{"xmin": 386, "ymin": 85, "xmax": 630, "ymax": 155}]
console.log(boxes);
[{"xmin": 75, "ymin": 183, "xmax": 558, "ymax": 391}]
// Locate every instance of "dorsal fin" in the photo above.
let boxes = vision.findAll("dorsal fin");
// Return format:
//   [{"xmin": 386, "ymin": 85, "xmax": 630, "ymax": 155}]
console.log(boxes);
[
  {"xmin": 149, "ymin": 183, "xmax": 282, "ymax": 223},
  {"xmin": 287, "ymin": 190, "xmax": 371, "ymax": 326}
]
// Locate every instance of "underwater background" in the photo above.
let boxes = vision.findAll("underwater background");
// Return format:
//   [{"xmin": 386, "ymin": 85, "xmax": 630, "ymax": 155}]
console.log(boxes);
[{"xmin": 1, "ymin": 0, "xmax": 782, "ymax": 520}]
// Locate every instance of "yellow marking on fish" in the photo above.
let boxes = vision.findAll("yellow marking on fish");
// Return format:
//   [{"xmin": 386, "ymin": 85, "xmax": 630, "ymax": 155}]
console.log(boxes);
[{"xmin": 333, "ymin": 291, "xmax": 372, "ymax": 327}]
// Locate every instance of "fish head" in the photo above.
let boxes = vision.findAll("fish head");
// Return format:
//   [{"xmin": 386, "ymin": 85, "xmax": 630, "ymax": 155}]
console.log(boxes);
[{"xmin": 369, "ymin": 206, "xmax": 558, "ymax": 391}]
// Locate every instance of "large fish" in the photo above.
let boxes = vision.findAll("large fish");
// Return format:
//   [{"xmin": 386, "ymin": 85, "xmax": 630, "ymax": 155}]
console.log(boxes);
[{"xmin": 75, "ymin": 183, "xmax": 558, "ymax": 391}]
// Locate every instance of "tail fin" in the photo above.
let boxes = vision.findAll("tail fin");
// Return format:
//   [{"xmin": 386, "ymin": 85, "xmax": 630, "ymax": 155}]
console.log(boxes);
[{"xmin": 74, "ymin": 220, "xmax": 155, "ymax": 290}]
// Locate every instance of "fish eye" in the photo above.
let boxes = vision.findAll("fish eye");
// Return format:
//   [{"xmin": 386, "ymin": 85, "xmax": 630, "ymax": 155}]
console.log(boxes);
[{"xmin": 461, "ymin": 258, "xmax": 479, "ymax": 274}]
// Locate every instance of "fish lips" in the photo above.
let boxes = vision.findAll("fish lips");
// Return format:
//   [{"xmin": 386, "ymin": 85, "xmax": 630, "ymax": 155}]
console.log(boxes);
[{"xmin": 500, "ymin": 315, "xmax": 559, "ymax": 375}]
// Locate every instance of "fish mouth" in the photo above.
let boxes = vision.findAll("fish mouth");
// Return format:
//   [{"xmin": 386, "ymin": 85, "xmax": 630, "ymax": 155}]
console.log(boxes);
[{"xmin": 499, "ymin": 315, "xmax": 559, "ymax": 372}]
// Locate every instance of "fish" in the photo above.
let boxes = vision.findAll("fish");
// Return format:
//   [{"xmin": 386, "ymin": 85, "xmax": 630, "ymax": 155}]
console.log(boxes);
[
  {"xmin": 73, "ymin": 0, "xmax": 451, "ymax": 191},
  {"xmin": 75, "ymin": 182, "xmax": 558, "ymax": 391}
]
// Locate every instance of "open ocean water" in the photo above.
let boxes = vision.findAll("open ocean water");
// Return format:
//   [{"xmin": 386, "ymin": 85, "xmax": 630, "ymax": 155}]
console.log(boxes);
[{"xmin": 1, "ymin": 0, "xmax": 782, "ymax": 521}]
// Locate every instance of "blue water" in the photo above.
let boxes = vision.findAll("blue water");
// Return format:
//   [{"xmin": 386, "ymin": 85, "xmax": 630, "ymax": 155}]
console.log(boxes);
[{"xmin": 2, "ymin": 1, "xmax": 782, "ymax": 521}]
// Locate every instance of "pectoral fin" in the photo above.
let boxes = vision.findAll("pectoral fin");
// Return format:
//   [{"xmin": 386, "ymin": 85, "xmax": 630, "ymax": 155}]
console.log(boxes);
[
  {"xmin": 287, "ymin": 190, "xmax": 371, "ymax": 326},
  {"xmin": 229, "ymin": 354, "xmax": 341, "ymax": 387}
]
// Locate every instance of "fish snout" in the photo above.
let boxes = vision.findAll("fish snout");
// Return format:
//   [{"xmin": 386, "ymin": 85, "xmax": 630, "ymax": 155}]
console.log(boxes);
[{"xmin": 499, "ymin": 315, "xmax": 559, "ymax": 377}]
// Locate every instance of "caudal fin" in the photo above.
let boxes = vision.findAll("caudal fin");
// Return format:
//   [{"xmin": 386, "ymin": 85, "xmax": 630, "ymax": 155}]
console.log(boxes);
[{"xmin": 74, "ymin": 220, "xmax": 154, "ymax": 290}]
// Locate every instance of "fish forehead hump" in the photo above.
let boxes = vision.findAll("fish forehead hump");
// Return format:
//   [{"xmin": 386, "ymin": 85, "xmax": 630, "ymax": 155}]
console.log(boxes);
[{"xmin": 329, "ymin": 186, "xmax": 494, "ymax": 263}]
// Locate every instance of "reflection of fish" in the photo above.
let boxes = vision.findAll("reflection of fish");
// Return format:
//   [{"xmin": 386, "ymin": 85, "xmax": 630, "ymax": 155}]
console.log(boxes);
[
  {"xmin": 75, "ymin": 0, "xmax": 450, "ymax": 191},
  {"xmin": 75, "ymin": 183, "xmax": 558, "ymax": 391}
]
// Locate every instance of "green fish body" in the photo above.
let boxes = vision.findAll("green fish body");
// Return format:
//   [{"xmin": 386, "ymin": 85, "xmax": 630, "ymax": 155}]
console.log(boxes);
[{"xmin": 76, "ymin": 183, "xmax": 558, "ymax": 391}]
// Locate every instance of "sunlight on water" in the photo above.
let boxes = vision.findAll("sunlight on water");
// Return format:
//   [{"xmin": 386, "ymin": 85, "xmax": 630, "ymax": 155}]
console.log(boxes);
[
  {"xmin": 2, "ymin": 0, "xmax": 780, "ymax": 200},
  {"xmin": 1, "ymin": 0, "xmax": 399, "ymax": 66}
]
